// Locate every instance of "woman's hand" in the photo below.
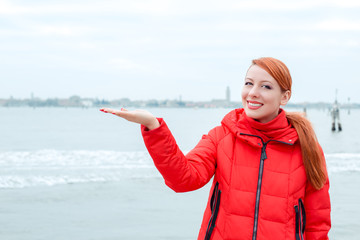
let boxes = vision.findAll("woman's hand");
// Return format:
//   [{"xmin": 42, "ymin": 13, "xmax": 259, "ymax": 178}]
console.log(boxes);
[{"xmin": 100, "ymin": 108, "xmax": 160, "ymax": 130}]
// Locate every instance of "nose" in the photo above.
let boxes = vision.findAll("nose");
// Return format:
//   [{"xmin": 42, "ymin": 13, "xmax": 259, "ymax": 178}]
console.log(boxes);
[{"xmin": 248, "ymin": 86, "xmax": 260, "ymax": 98}]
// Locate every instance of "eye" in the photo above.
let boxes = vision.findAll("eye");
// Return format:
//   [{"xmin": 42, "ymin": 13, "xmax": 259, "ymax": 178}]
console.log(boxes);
[
  {"xmin": 245, "ymin": 81, "xmax": 253, "ymax": 86},
  {"xmin": 262, "ymin": 85, "xmax": 272, "ymax": 90}
]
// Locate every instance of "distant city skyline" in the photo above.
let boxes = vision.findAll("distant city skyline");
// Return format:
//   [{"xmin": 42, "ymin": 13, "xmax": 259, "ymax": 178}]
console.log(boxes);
[
  {"xmin": 0, "ymin": 92, "xmax": 352, "ymax": 105},
  {"xmin": 2, "ymin": 86, "xmax": 354, "ymax": 104},
  {"xmin": 3, "ymin": 94, "xmax": 358, "ymax": 109},
  {"xmin": 1, "ymin": 0, "xmax": 359, "ymax": 103}
]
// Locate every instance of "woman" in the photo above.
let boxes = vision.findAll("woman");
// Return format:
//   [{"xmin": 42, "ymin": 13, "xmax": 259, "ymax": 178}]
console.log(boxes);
[{"xmin": 100, "ymin": 57, "xmax": 331, "ymax": 240}]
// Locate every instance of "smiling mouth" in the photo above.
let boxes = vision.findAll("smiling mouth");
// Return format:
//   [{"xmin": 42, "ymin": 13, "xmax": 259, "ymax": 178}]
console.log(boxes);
[
  {"xmin": 247, "ymin": 101, "xmax": 263, "ymax": 109},
  {"xmin": 248, "ymin": 102, "xmax": 262, "ymax": 107}
]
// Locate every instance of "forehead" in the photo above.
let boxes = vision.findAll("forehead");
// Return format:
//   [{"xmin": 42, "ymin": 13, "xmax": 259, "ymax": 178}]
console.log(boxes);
[{"xmin": 246, "ymin": 65, "xmax": 276, "ymax": 82}]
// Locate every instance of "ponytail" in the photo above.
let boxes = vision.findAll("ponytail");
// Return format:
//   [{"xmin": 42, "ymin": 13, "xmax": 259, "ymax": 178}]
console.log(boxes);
[{"xmin": 286, "ymin": 112, "xmax": 327, "ymax": 190}]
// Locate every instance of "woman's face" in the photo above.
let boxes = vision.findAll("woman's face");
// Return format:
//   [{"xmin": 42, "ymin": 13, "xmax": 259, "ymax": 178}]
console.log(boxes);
[{"xmin": 241, "ymin": 64, "xmax": 290, "ymax": 123}]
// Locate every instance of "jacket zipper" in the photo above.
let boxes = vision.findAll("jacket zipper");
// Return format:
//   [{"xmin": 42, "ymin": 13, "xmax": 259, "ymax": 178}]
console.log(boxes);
[
  {"xmin": 252, "ymin": 142, "xmax": 267, "ymax": 240},
  {"xmin": 240, "ymin": 133, "xmax": 293, "ymax": 240}
]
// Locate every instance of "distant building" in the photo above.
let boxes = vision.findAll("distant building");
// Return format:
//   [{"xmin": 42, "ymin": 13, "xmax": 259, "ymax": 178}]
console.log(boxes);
[
  {"xmin": 81, "ymin": 100, "xmax": 93, "ymax": 108},
  {"xmin": 226, "ymin": 86, "xmax": 231, "ymax": 102}
]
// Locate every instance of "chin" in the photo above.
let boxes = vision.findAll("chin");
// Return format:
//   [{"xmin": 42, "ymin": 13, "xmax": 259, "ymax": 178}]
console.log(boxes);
[{"xmin": 244, "ymin": 108, "xmax": 260, "ymax": 118}]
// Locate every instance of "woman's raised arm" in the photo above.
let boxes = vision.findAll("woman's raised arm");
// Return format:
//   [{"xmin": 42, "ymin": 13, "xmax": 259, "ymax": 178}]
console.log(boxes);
[{"xmin": 100, "ymin": 107, "xmax": 218, "ymax": 192}]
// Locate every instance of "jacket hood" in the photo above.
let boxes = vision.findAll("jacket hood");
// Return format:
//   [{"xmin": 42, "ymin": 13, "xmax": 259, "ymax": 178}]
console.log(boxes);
[{"xmin": 221, "ymin": 108, "xmax": 298, "ymax": 145}]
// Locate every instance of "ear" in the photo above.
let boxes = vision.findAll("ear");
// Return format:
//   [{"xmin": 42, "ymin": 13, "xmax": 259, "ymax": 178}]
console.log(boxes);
[{"xmin": 280, "ymin": 90, "xmax": 291, "ymax": 106}]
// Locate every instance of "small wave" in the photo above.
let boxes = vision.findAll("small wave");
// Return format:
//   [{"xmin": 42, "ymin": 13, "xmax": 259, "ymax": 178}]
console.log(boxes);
[
  {"xmin": 0, "ymin": 150, "xmax": 160, "ymax": 188},
  {"xmin": 325, "ymin": 153, "xmax": 360, "ymax": 173},
  {"xmin": 0, "ymin": 150, "xmax": 359, "ymax": 188},
  {"xmin": 0, "ymin": 149, "xmax": 153, "ymax": 169},
  {"xmin": 0, "ymin": 173, "xmax": 161, "ymax": 189}
]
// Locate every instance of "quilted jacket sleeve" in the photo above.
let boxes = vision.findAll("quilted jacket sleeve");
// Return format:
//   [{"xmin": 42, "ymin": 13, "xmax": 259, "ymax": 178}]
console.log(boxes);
[
  {"xmin": 304, "ymin": 152, "xmax": 331, "ymax": 240},
  {"xmin": 141, "ymin": 118, "xmax": 219, "ymax": 193}
]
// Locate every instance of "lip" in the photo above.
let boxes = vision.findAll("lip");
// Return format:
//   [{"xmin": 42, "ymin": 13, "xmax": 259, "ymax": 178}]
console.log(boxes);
[
  {"xmin": 248, "ymin": 100, "xmax": 262, "ymax": 104},
  {"xmin": 247, "ymin": 100, "xmax": 263, "ymax": 110}
]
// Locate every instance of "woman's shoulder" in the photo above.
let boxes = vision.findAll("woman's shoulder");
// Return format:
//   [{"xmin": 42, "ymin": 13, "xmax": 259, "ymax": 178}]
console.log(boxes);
[{"xmin": 207, "ymin": 124, "xmax": 234, "ymax": 144}]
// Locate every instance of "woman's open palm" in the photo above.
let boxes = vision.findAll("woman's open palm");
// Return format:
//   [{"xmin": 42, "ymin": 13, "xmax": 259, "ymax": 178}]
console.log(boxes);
[{"xmin": 100, "ymin": 108, "xmax": 160, "ymax": 130}]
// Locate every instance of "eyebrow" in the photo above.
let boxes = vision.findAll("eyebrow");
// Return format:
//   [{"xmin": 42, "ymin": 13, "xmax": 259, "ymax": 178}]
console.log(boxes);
[{"xmin": 245, "ymin": 77, "xmax": 274, "ymax": 84}]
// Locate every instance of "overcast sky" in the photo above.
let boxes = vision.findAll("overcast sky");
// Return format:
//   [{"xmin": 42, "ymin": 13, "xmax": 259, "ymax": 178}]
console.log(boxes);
[{"xmin": 0, "ymin": 0, "xmax": 359, "ymax": 103}]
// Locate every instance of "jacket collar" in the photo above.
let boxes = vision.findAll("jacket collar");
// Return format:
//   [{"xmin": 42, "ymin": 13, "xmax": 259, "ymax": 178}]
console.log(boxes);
[{"xmin": 221, "ymin": 108, "xmax": 298, "ymax": 147}]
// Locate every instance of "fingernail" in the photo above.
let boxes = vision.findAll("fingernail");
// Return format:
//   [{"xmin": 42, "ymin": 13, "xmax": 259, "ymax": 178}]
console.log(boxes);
[
  {"xmin": 112, "ymin": 113, "xmax": 116, "ymax": 115},
  {"xmin": 121, "ymin": 108, "xmax": 124, "ymax": 111}
]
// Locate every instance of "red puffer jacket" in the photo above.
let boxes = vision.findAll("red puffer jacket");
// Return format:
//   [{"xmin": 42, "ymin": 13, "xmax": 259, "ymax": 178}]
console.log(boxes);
[{"xmin": 141, "ymin": 108, "xmax": 331, "ymax": 240}]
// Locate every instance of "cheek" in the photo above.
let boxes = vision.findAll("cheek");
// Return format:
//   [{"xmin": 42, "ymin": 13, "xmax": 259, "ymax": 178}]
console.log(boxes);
[
  {"xmin": 263, "ymin": 90, "xmax": 282, "ymax": 102},
  {"xmin": 265, "ymin": 93, "xmax": 282, "ymax": 107},
  {"xmin": 241, "ymin": 88, "xmax": 248, "ymax": 100}
]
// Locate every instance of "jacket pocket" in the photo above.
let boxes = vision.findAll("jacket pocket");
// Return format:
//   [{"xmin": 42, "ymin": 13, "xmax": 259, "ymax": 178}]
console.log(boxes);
[
  {"xmin": 204, "ymin": 182, "xmax": 221, "ymax": 240},
  {"xmin": 294, "ymin": 198, "xmax": 306, "ymax": 240}
]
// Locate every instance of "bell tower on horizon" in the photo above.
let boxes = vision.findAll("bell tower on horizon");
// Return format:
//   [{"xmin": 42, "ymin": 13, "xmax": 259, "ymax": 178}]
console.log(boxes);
[{"xmin": 226, "ymin": 86, "xmax": 230, "ymax": 102}]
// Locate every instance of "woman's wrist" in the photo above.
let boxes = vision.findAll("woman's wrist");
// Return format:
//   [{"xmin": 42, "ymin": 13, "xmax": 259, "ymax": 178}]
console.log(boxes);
[{"xmin": 146, "ymin": 117, "xmax": 160, "ymax": 130}]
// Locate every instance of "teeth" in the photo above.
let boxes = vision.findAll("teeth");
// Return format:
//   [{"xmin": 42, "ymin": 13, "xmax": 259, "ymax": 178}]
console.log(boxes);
[{"xmin": 248, "ymin": 102, "xmax": 262, "ymax": 107}]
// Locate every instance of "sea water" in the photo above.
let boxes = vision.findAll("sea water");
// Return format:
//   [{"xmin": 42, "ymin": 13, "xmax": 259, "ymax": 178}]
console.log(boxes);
[{"xmin": 0, "ymin": 107, "xmax": 359, "ymax": 239}]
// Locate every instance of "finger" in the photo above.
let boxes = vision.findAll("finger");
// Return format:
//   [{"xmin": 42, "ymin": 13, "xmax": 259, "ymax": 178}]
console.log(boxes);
[
  {"xmin": 100, "ymin": 108, "xmax": 125, "ymax": 114},
  {"xmin": 111, "ymin": 109, "xmax": 129, "ymax": 116},
  {"xmin": 100, "ymin": 108, "xmax": 110, "ymax": 113},
  {"xmin": 100, "ymin": 108, "xmax": 132, "ymax": 119}
]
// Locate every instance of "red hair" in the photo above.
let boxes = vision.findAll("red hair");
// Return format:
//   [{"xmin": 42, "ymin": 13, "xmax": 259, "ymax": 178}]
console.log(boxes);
[{"xmin": 252, "ymin": 57, "xmax": 327, "ymax": 190}]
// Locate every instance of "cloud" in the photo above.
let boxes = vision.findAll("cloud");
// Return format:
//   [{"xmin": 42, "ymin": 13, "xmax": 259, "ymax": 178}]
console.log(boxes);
[
  {"xmin": 314, "ymin": 19, "xmax": 360, "ymax": 31},
  {"xmin": 295, "ymin": 37, "xmax": 359, "ymax": 48},
  {"xmin": 107, "ymin": 58, "xmax": 161, "ymax": 74},
  {"xmin": 211, "ymin": 17, "xmax": 360, "ymax": 33},
  {"xmin": 228, "ymin": 0, "xmax": 360, "ymax": 10},
  {"xmin": 0, "ymin": 24, "xmax": 96, "ymax": 37},
  {"xmin": 108, "ymin": 58, "xmax": 142, "ymax": 70},
  {"xmin": 0, "ymin": 0, "xmax": 174, "ymax": 16},
  {"xmin": 0, "ymin": 0, "xmax": 359, "ymax": 17},
  {"xmin": 33, "ymin": 25, "xmax": 95, "ymax": 36},
  {"xmin": 0, "ymin": 0, "xmax": 359, "ymax": 102}
]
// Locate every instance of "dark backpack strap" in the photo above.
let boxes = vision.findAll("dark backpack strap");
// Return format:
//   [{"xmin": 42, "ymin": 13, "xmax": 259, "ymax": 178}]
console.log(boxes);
[
  {"xmin": 299, "ymin": 198, "xmax": 306, "ymax": 238},
  {"xmin": 204, "ymin": 182, "xmax": 221, "ymax": 240},
  {"xmin": 294, "ymin": 205, "xmax": 300, "ymax": 240}
]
